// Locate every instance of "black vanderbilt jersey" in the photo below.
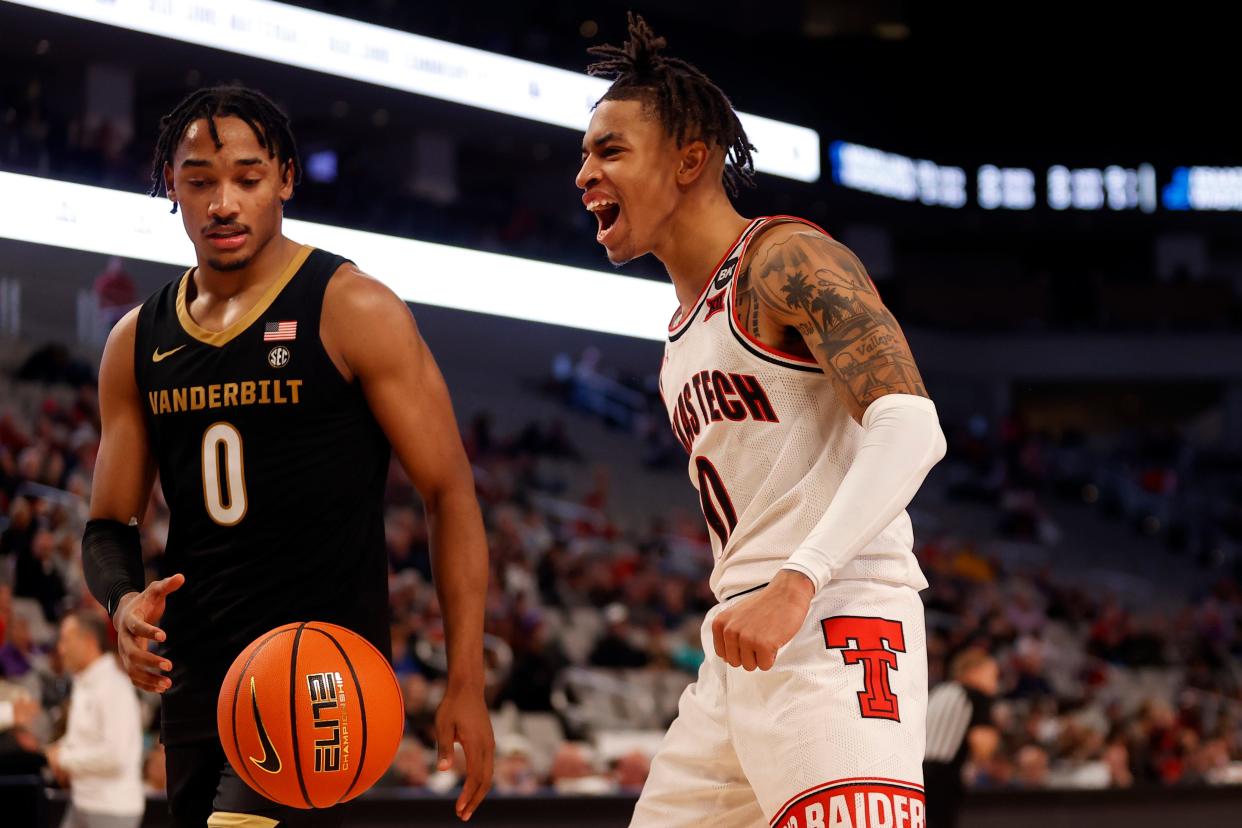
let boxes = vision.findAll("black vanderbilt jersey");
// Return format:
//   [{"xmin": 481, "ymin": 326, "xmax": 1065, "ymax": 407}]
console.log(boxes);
[{"xmin": 134, "ymin": 245, "xmax": 392, "ymax": 744}]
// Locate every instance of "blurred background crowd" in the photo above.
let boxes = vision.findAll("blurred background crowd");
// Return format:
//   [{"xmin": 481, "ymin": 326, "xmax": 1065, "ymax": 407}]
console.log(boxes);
[{"xmin": 1, "ymin": 0, "xmax": 1240, "ymax": 813}]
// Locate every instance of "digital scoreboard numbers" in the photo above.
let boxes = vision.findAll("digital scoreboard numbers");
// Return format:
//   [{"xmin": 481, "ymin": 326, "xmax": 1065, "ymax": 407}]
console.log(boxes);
[
  {"xmin": 978, "ymin": 166, "xmax": 1036, "ymax": 210},
  {"xmin": 830, "ymin": 142, "xmax": 967, "ymax": 209},
  {"xmin": 831, "ymin": 142, "xmax": 1192, "ymax": 213},
  {"xmin": 1047, "ymin": 164, "xmax": 1157, "ymax": 212}
]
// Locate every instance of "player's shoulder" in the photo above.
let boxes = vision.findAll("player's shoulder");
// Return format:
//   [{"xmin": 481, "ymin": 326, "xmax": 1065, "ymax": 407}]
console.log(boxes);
[
  {"xmin": 112, "ymin": 304, "xmax": 144, "ymax": 336},
  {"xmin": 320, "ymin": 261, "xmax": 423, "ymax": 379},
  {"xmin": 321, "ymin": 261, "xmax": 418, "ymax": 351},
  {"xmin": 742, "ymin": 215, "xmax": 850, "ymax": 271},
  {"xmin": 97, "ymin": 306, "xmax": 143, "ymax": 391},
  {"xmin": 103, "ymin": 306, "xmax": 143, "ymax": 357},
  {"xmin": 324, "ymin": 261, "xmax": 407, "ymax": 318}
]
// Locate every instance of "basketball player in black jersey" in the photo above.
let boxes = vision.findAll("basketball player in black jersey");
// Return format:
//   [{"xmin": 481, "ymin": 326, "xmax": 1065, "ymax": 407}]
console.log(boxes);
[{"xmin": 82, "ymin": 87, "xmax": 493, "ymax": 826}]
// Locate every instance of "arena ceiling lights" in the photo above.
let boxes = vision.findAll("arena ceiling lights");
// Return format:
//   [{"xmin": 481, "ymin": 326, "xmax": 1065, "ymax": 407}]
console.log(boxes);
[
  {"xmin": 7, "ymin": 0, "xmax": 821, "ymax": 183},
  {"xmin": 0, "ymin": 171, "xmax": 674, "ymax": 341}
]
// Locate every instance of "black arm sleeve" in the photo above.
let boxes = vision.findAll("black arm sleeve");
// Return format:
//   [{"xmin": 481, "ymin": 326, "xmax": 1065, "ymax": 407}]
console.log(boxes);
[
  {"xmin": 967, "ymin": 687, "xmax": 994, "ymax": 728},
  {"xmin": 82, "ymin": 518, "xmax": 145, "ymax": 616}
]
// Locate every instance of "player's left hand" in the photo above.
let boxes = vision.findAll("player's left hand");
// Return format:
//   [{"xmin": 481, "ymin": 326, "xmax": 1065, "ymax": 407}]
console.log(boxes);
[
  {"xmin": 712, "ymin": 569, "xmax": 815, "ymax": 671},
  {"xmin": 434, "ymin": 684, "xmax": 494, "ymax": 822}
]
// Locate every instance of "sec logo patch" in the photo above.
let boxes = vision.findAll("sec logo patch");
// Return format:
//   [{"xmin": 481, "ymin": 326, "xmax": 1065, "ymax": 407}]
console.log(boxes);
[{"xmin": 268, "ymin": 346, "xmax": 291, "ymax": 368}]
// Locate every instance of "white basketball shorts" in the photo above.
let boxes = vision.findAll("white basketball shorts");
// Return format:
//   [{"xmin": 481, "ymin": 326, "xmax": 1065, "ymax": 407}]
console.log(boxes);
[{"xmin": 632, "ymin": 578, "xmax": 928, "ymax": 828}]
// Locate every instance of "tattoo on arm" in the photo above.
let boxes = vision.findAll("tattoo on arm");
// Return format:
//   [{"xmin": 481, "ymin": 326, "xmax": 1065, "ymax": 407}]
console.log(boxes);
[
  {"xmin": 734, "ymin": 270, "xmax": 765, "ymax": 338},
  {"xmin": 739, "ymin": 231, "xmax": 928, "ymax": 412}
]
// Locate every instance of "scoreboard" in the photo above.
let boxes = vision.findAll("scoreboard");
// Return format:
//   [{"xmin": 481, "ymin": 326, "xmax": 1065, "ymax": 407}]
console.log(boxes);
[{"xmin": 831, "ymin": 141, "xmax": 1237, "ymax": 213}]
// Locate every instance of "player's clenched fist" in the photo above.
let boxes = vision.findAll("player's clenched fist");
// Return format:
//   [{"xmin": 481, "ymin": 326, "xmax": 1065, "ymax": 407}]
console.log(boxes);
[
  {"xmin": 711, "ymin": 569, "xmax": 815, "ymax": 671},
  {"xmin": 111, "ymin": 573, "xmax": 185, "ymax": 694}
]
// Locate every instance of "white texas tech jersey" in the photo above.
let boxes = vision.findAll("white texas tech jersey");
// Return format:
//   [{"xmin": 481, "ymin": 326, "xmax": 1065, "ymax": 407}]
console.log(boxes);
[{"xmin": 659, "ymin": 216, "xmax": 929, "ymax": 601}]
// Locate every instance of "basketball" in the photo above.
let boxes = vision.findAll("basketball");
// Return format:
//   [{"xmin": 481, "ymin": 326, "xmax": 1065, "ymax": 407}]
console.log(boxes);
[{"xmin": 217, "ymin": 622, "xmax": 405, "ymax": 809}]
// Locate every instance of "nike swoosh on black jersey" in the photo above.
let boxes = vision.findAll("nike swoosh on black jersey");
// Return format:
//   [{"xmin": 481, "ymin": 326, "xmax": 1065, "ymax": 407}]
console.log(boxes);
[
  {"xmin": 152, "ymin": 345, "xmax": 187, "ymax": 362},
  {"xmin": 248, "ymin": 676, "xmax": 282, "ymax": 774}
]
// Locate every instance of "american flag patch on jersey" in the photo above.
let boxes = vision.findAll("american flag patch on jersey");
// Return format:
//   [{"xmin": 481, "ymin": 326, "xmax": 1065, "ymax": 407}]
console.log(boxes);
[{"xmin": 263, "ymin": 321, "xmax": 297, "ymax": 341}]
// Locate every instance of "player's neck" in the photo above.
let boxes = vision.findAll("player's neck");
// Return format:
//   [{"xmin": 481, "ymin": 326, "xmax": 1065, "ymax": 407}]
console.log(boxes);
[
  {"xmin": 193, "ymin": 234, "xmax": 302, "ymax": 301},
  {"xmin": 654, "ymin": 196, "xmax": 750, "ymax": 315}
]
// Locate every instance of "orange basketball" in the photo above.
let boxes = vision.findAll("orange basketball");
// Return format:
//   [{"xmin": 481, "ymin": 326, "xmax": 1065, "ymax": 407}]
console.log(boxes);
[{"xmin": 217, "ymin": 621, "xmax": 404, "ymax": 809}]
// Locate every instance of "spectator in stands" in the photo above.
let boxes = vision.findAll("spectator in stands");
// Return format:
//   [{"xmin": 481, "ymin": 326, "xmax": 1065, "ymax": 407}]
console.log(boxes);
[
  {"xmin": 0, "ymin": 662, "xmax": 42, "ymax": 766},
  {"xmin": 1102, "ymin": 735, "xmax": 1133, "ymax": 788},
  {"xmin": 0, "ymin": 679, "xmax": 44, "ymax": 776},
  {"xmin": 1008, "ymin": 636, "xmax": 1054, "ymax": 700},
  {"xmin": 15, "ymin": 526, "xmax": 67, "ymax": 622},
  {"xmin": 549, "ymin": 742, "xmax": 612, "ymax": 795},
  {"xmin": 493, "ymin": 733, "xmax": 539, "ymax": 794},
  {"xmin": 91, "ymin": 258, "xmax": 137, "ymax": 341},
  {"xmin": 381, "ymin": 739, "xmax": 432, "ymax": 788},
  {"xmin": 0, "ymin": 583, "xmax": 11, "ymax": 644},
  {"xmin": 15, "ymin": 344, "xmax": 94, "ymax": 387},
  {"xmin": 0, "ymin": 613, "xmax": 42, "ymax": 685},
  {"xmin": 45, "ymin": 611, "xmax": 143, "ymax": 828},
  {"xmin": 402, "ymin": 673, "xmax": 439, "ymax": 749},
  {"xmin": 589, "ymin": 604, "xmax": 648, "ymax": 669},
  {"xmin": 1130, "ymin": 699, "xmax": 1185, "ymax": 785},
  {"xmin": 1014, "ymin": 745, "xmax": 1051, "ymax": 788},
  {"xmin": 497, "ymin": 611, "xmax": 568, "ymax": 712},
  {"xmin": 1, "ymin": 497, "xmax": 36, "ymax": 560},
  {"xmin": 611, "ymin": 750, "xmax": 650, "ymax": 793}
]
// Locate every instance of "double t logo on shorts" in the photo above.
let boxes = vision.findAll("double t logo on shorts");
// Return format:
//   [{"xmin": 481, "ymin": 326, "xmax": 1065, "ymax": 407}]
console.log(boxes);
[{"xmin": 821, "ymin": 616, "xmax": 906, "ymax": 722}]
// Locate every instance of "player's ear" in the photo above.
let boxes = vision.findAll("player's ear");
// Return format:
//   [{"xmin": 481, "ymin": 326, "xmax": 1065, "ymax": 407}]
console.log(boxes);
[
  {"xmin": 675, "ymin": 139, "xmax": 711, "ymax": 187},
  {"xmin": 278, "ymin": 159, "xmax": 295, "ymax": 204},
  {"xmin": 163, "ymin": 162, "xmax": 179, "ymax": 215}
]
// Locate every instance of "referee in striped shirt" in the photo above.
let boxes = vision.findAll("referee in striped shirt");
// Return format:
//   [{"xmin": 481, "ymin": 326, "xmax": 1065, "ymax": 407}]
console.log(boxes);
[{"xmin": 924, "ymin": 648, "xmax": 1000, "ymax": 828}]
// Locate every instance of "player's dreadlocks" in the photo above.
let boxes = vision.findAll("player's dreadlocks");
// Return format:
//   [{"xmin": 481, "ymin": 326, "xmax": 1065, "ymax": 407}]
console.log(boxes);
[
  {"xmin": 148, "ymin": 85, "xmax": 301, "ymax": 214},
  {"xmin": 587, "ymin": 13, "xmax": 756, "ymax": 196}
]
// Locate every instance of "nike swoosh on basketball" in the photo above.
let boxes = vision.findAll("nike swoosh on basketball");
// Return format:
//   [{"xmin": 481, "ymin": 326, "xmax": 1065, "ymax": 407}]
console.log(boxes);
[
  {"xmin": 248, "ymin": 676, "xmax": 282, "ymax": 774},
  {"xmin": 151, "ymin": 345, "xmax": 187, "ymax": 363}
]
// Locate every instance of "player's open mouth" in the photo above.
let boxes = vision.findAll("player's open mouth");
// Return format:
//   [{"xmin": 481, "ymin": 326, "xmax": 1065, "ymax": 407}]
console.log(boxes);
[{"xmin": 587, "ymin": 199, "xmax": 622, "ymax": 244}]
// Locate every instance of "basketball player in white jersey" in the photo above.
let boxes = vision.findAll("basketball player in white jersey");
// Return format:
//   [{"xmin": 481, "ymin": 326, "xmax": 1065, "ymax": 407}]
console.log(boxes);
[{"xmin": 577, "ymin": 16, "xmax": 947, "ymax": 828}]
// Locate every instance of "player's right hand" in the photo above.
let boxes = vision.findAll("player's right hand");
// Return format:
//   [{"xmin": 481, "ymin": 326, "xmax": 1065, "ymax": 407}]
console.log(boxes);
[
  {"xmin": 111, "ymin": 573, "xmax": 185, "ymax": 694},
  {"xmin": 712, "ymin": 569, "xmax": 814, "ymax": 671}
]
